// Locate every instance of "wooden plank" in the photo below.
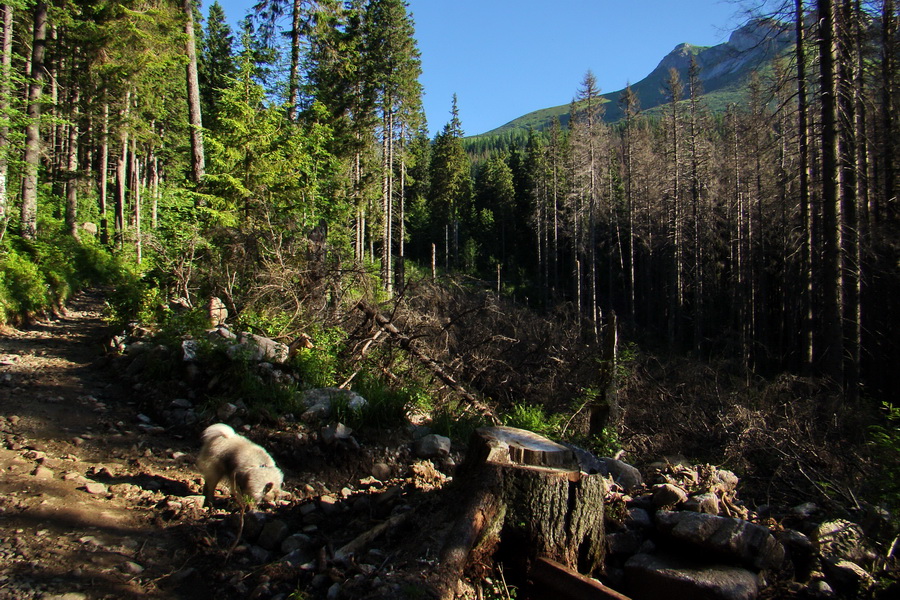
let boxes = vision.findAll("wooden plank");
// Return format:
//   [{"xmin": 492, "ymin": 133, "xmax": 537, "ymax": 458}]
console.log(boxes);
[{"xmin": 529, "ymin": 557, "xmax": 633, "ymax": 600}]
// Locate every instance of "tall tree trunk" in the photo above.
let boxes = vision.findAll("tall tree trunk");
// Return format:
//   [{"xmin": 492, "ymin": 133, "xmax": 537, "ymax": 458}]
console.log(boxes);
[
  {"xmin": 796, "ymin": 0, "xmax": 814, "ymax": 372},
  {"xmin": 65, "ymin": 87, "xmax": 80, "ymax": 239},
  {"xmin": 288, "ymin": 0, "xmax": 303, "ymax": 120},
  {"xmin": 881, "ymin": 0, "xmax": 896, "ymax": 214},
  {"xmin": 99, "ymin": 99, "xmax": 110, "ymax": 245},
  {"xmin": 115, "ymin": 91, "xmax": 131, "ymax": 250},
  {"xmin": 20, "ymin": 0, "xmax": 48, "ymax": 241},
  {"xmin": 0, "ymin": 4, "xmax": 12, "ymax": 232},
  {"xmin": 817, "ymin": 0, "xmax": 845, "ymax": 381},
  {"xmin": 183, "ymin": 0, "xmax": 205, "ymax": 184}
]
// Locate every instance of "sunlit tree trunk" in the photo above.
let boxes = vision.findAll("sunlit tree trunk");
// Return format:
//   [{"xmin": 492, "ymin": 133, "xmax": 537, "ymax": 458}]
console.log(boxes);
[
  {"xmin": 0, "ymin": 4, "xmax": 13, "ymax": 232},
  {"xmin": 183, "ymin": 0, "xmax": 205, "ymax": 184},
  {"xmin": 20, "ymin": 0, "xmax": 48, "ymax": 240}
]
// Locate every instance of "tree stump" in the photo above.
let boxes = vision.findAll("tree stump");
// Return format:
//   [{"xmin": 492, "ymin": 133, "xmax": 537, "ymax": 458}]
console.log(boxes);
[{"xmin": 435, "ymin": 426, "xmax": 606, "ymax": 599}]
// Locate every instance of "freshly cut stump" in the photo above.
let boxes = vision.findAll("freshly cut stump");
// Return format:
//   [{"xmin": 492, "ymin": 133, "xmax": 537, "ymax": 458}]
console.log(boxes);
[{"xmin": 435, "ymin": 426, "xmax": 606, "ymax": 599}]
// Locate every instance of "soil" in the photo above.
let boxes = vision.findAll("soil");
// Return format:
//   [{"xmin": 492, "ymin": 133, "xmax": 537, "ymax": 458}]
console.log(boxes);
[{"xmin": 0, "ymin": 290, "xmax": 455, "ymax": 600}]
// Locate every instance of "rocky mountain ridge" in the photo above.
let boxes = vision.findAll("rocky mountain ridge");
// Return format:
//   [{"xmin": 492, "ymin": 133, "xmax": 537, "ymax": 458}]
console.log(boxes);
[{"xmin": 472, "ymin": 18, "xmax": 793, "ymax": 138}]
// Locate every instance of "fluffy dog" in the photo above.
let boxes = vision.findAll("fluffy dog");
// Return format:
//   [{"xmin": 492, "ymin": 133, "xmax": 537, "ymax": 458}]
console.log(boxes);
[{"xmin": 197, "ymin": 423, "xmax": 283, "ymax": 507}]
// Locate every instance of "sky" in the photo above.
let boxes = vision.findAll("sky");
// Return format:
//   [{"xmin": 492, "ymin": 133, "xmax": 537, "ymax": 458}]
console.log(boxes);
[{"xmin": 213, "ymin": 0, "xmax": 756, "ymax": 137}]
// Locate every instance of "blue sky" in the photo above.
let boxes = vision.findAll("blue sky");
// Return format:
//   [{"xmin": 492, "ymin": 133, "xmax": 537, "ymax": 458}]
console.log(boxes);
[{"xmin": 213, "ymin": 0, "xmax": 755, "ymax": 136}]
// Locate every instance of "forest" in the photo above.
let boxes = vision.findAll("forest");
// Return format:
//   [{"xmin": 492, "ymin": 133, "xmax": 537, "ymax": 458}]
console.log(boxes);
[{"xmin": 0, "ymin": 0, "xmax": 898, "ymax": 537}]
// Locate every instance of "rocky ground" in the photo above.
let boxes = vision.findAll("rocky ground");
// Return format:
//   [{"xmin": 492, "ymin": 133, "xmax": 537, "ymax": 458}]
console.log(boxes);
[
  {"xmin": 3, "ymin": 290, "xmax": 898, "ymax": 600},
  {"xmin": 0, "ymin": 290, "xmax": 458, "ymax": 600}
]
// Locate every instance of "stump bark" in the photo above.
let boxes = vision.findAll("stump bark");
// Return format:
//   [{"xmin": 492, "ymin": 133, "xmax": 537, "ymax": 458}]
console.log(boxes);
[{"xmin": 436, "ymin": 426, "xmax": 606, "ymax": 599}]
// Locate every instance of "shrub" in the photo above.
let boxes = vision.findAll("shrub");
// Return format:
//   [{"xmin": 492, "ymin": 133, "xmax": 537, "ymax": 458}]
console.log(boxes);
[
  {"xmin": 502, "ymin": 402, "xmax": 565, "ymax": 438},
  {"xmin": 0, "ymin": 247, "xmax": 47, "ymax": 318},
  {"xmin": 870, "ymin": 402, "xmax": 900, "ymax": 511}
]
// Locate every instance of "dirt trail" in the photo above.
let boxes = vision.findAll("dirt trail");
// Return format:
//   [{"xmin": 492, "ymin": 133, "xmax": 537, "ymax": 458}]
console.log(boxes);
[{"xmin": 0, "ymin": 290, "xmax": 201, "ymax": 600}]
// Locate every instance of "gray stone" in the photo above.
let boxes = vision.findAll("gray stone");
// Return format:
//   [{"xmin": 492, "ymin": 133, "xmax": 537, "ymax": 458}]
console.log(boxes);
[
  {"xmin": 230, "ymin": 333, "xmax": 289, "ymax": 363},
  {"xmin": 281, "ymin": 533, "xmax": 313, "ymax": 554},
  {"xmin": 626, "ymin": 507, "xmax": 653, "ymax": 530},
  {"xmin": 813, "ymin": 519, "xmax": 868, "ymax": 562},
  {"xmin": 655, "ymin": 510, "xmax": 785, "ymax": 571},
  {"xmin": 652, "ymin": 483, "xmax": 688, "ymax": 508},
  {"xmin": 625, "ymin": 553, "xmax": 759, "ymax": 600},
  {"xmin": 321, "ymin": 423, "xmax": 354, "ymax": 445},
  {"xmin": 684, "ymin": 492, "xmax": 720, "ymax": 515},
  {"xmin": 372, "ymin": 462, "xmax": 392, "ymax": 481},
  {"xmin": 607, "ymin": 530, "xmax": 643, "ymax": 556},
  {"xmin": 170, "ymin": 398, "xmax": 193, "ymax": 409},
  {"xmin": 257, "ymin": 520, "xmax": 289, "ymax": 550},
  {"xmin": 31, "ymin": 466, "xmax": 54, "ymax": 479},
  {"xmin": 822, "ymin": 558, "xmax": 875, "ymax": 596},
  {"xmin": 181, "ymin": 339, "xmax": 199, "ymax": 362},
  {"xmin": 300, "ymin": 388, "xmax": 368, "ymax": 421},
  {"xmin": 412, "ymin": 434, "xmax": 451, "ymax": 459},
  {"xmin": 601, "ymin": 457, "xmax": 643, "ymax": 490}
]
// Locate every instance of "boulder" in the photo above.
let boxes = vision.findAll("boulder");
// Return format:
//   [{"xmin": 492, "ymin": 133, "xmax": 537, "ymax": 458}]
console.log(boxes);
[
  {"xmin": 300, "ymin": 388, "xmax": 367, "ymax": 421},
  {"xmin": 655, "ymin": 510, "xmax": 785, "ymax": 571},
  {"xmin": 228, "ymin": 333, "xmax": 289, "ymax": 364},
  {"xmin": 208, "ymin": 297, "xmax": 227, "ymax": 327},
  {"xmin": 625, "ymin": 553, "xmax": 760, "ymax": 600},
  {"xmin": 601, "ymin": 457, "xmax": 644, "ymax": 490},
  {"xmin": 412, "ymin": 434, "xmax": 451, "ymax": 459},
  {"xmin": 684, "ymin": 492, "xmax": 720, "ymax": 515},
  {"xmin": 652, "ymin": 483, "xmax": 689, "ymax": 508}
]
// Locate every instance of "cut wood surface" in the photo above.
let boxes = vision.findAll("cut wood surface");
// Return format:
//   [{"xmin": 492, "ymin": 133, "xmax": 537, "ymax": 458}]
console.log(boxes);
[
  {"xmin": 476, "ymin": 425, "xmax": 578, "ymax": 469},
  {"xmin": 435, "ymin": 426, "xmax": 606, "ymax": 600}
]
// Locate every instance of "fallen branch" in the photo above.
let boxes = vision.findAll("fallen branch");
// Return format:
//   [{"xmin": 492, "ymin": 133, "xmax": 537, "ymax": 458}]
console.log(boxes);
[
  {"xmin": 334, "ymin": 510, "xmax": 412, "ymax": 562},
  {"xmin": 355, "ymin": 300, "xmax": 498, "ymax": 424}
]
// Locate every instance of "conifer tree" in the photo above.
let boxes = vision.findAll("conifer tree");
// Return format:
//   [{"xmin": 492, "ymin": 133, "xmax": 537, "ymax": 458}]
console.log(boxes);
[
  {"xmin": 20, "ymin": 0, "xmax": 48, "ymax": 240},
  {"xmin": 200, "ymin": 2, "xmax": 237, "ymax": 134}
]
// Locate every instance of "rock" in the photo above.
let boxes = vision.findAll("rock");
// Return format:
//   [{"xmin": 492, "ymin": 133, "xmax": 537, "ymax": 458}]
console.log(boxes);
[
  {"xmin": 412, "ymin": 434, "xmax": 451, "ymax": 459},
  {"xmin": 122, "ymin": 561, "xmax": 145, "ymax": 574},
  {"xmin": 655, "ymin": 510, "xmax": 785, "ymax": 571},
  {"xmin": 257, "ymin": 519, "xmax": 290, "ymax": 551},
  {"xmin": 31, "ymin": 466, "xmax": 54, "ymax": 479},
  {"xmin": 239, "ymin": 512, "xmax": 267, "ymax": 541},
  {"xmin": 83, "ymin": 482, "xmax": 108, "ymax": 495},
  {"xmin": 326, "ymin": 582, "xmax": 341, "ymax": 600},
  {"xmin": 625, "ymin": 553, "xmax": 759, "ymax": 600},
  {"xmin": 601, "ymin": 457, "xmax": 644, "ymax": 490},
  {"xmin": 207, "ymin": 326, "xmax": 237, "ymax": 342},
  {"xmin": 181, "ymin": 339, "xmax": 199, "ymax": 362},
  {"xmin": 229, "ymin": 333, "xmax": 289, "ymax": 364},
  {"xmin": 300, "ymin": 388, "xmax": 368, "ymax": 421},
  {"xmin": 319, "ymin": 494, "xmax": 341, "ymax": 516},
  {"xmin": 608, "ymin": 530, "xmax": 644, "ymax": 556},
  {"xmin": 371, "ymin": 462, "xmax": 392, "ymax": 481},
  {"xmin": 320, "ymin": 423, "xmax": 354, "ymax": 446},
  {"xmin": 626, "ymin": 507, "xmax": 654, "ymax": 530},
  {"xmin": 821, "ymin": 558, "xmax": 875, "ymax": 596},
  {"xmin": 216, "ymin": 402, "xmax": 240, "ymax": 420},
  {"xmin": 813, "ymin": 519, "xmax": 868, "ymax": 562},
  {"xmin": 170, "ymin": 398, "xmax": 193, "ymax": 409},
  {"xmin": 684, "ymin": 492, "xmax": 720, "ymax": 515},
  {"xmin": 652, "ymin": 483, "xmax": 689, "ymax": 508},
  {"xmin": 281, "ymin": 533, "xmax": 312, "ymax": 554},
  {"xmin": 208, "ymin": 297, "xmax": 228, "ymax": 327},
  {"xmin": 777, "ymin": 529, "xmax": 815, "ymax": 581}
]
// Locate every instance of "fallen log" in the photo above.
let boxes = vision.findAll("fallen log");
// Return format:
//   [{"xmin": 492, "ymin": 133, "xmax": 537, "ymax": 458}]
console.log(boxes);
[{"xmin": 434, "ymin": 426, "xmax": 606, "ymax": 599}]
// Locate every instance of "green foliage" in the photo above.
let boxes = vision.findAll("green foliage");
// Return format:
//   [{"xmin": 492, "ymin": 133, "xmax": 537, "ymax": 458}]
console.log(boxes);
[
  {"xmin": 0, "ymin": 230, "xmax": 124, "ymax": 324},
  {"xmin": 430, "ymin": 402, "xmax": 487, "ymax": 442},
  {"xmin": 501, "ymin": 402, "xmax": 565, "ymax": 439},
  {"xmin": 869, "ymin": 402, "xmax": 900, "ymax": 510},
  {"xmin": 0, "ymin": 246, "xmax": 46, "ymax": 318},
  {"xmin": 104, "ymin": 266, "xmax": 164, "ymax": 326},
  {"xmin": 290, "ymin": 326, "xmax": 348, "ymax": 388}
]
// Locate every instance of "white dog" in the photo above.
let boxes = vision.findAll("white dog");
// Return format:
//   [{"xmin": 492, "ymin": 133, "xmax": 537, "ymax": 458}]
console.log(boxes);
[{"xmin": 197, "ymin": 423, "xmax": 283, "ymax": 507}]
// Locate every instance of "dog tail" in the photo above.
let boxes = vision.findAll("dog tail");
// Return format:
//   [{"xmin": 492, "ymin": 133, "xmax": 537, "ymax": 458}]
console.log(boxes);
[{"xmin": 201, "ymin": 422, "xmax": 236, "ymax": 445}]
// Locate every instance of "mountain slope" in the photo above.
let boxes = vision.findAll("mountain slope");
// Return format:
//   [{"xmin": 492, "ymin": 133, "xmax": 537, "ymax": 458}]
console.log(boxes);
[{"xmin": 469, "ymin": 18, "xmax": 793, "ymax": 139}]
